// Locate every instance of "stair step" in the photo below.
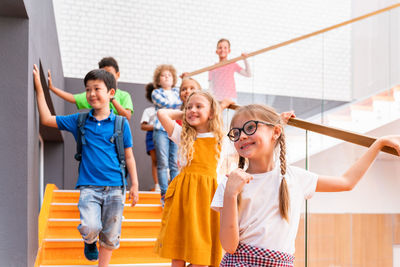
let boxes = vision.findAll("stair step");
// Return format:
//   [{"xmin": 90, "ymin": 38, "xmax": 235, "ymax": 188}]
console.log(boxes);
[
  {"xmin": 49, "ymin": 204, "xmax": 163, "ymax": 219},
  {"xmin": 40, "ymin": 239, "xmax": 168, "ymax": 265},
  {"xmin": 46, "ymin": 219, "xmax": 161, "ymax": 239},
  {"xmin": 51, "ymin": 203, "xmax": 162, "ymax": 207},
  {"xmin": 53, "ymin": 191, "xmax": 161, "ymax": 205},
  {"xmin": 40, "ymin": 264, "xmax": 171, "ymax": 267},
  {"xmin": 372, "ymin": 95, "xmax": 395, "ymax": 101},
  {"xmin": 41, "ymin": 264, "xmax": 170, "ymax": 267}
]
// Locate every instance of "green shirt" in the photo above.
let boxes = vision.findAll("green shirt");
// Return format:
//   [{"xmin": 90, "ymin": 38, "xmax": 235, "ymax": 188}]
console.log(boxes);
[{"xmin": 74, "ymin": 88, "xmax": 134, "ymax": 114}]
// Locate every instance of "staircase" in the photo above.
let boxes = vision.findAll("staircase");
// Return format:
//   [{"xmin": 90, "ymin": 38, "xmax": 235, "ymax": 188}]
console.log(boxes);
[
  {"xmin": 35, "ymin": 184, "xmax": 170, "ymax": 267},
  {"xmin": 286, "ymin": 85, "xmax": 400, "ymax": 163}
]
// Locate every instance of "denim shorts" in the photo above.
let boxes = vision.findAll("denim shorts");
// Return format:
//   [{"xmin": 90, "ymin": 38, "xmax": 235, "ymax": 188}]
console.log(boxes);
[{"xmin": 77, "ymin": 185, "xmax": 125, "ymax": 250}]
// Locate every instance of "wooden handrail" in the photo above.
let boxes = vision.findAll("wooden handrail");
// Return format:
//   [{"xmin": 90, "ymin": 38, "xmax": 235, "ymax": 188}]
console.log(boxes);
[
  {"xmin": 228, "ymin": 104, "xmax": 399, "ymax": 156},
  {"xmin": 186, "ymin": 3, "xmax": 400, "ymax": 77}
]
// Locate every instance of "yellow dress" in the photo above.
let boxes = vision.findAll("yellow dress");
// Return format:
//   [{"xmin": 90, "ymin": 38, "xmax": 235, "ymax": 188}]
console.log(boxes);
[{"xmin": 155, "ymin": 137, "xmax": 222, "ymax": 266}]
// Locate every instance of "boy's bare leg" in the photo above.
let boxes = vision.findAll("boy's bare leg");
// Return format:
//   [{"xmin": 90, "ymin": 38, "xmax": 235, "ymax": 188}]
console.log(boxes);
[
  {"xmin": 171, "ymin": 259, "xmax": 185, "ymax": 267},
  {"xmin": 98, "ymin": 246, "xmax": 113, "ymax": 267}
]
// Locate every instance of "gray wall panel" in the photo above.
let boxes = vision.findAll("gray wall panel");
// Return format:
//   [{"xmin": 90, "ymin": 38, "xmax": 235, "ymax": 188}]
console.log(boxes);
[
  {"xmin": 44, "ymin": 142, "xmax": 65, "ymax": 188},
  {"xmin": 0, "ymin": 0, "xmax": 65, "ymax": 266},
  {"xmin": 0, "ymin": 16, "xmax": 30, "ymax": 267}
]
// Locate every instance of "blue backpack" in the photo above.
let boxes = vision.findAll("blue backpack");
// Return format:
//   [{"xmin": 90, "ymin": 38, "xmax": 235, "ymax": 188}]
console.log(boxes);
[{"xmin": 74, "ymin": 112, "xmax": 127, "ymax": 185}]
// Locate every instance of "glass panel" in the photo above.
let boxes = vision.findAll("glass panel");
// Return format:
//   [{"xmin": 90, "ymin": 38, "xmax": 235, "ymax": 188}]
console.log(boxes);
[
  {"xmin": 305, "ymin": 9, "xmax": 400, "ymax": 267},
  {"xmin": 197, "ymin": 5, "xmax": 400, "ymax": 266}
]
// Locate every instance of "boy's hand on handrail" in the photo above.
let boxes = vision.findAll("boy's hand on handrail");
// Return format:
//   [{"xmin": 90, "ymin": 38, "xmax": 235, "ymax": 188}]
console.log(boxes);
[
  {"xmin": 280, "ymin": 111, "xmax": 296, "ymax": 125},
  {"xmin": 241, "ymin": 53, "xmax": 249, "ymax": 59},
  {"xmin": 180, "ymin": 72, "xmax": 189, "ymax": 79},
  {"xmin": 220, "ymin": 98, "xmax": 236, "ymax": 111}
]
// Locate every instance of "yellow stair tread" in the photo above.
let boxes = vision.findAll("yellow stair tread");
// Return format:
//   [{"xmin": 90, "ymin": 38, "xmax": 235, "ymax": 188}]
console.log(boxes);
[
  {"xmin": 40, "ymin": 239, "xmax": 168, "ymax": 265},
  {"xmin": 46, "ymin": 219, "xmax": 161, "ymax": 239},
  {"xmin": 53, "ymin": 190, "xmax": 161, "ymax": 205},
  {"xmin": 49, "ymin": 204, "xmax": 163, "ymax": 219}
]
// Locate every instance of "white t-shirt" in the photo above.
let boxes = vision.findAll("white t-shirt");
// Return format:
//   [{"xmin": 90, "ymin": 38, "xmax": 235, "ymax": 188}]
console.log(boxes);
[
  {"xmin": 169, "ymin": 124, "xmax": 216, "ymax": 168},
  {"xmin": 169, "ymin": 123, "xmax": 214, "ymax": 145},
  {"xmin": 163, "ymin": 89, "xmax": 174, "ymax": 102},
  {"xmin": 140, "ymin": 106, "xmax": 156, "ymax": 125},
  {"xmin": 168, "ymin": 124, "xmax": 234, "ymax": 179},
  {"xmin": 211, "ymin": 165, "xmax": 318, "ymax": 254}
]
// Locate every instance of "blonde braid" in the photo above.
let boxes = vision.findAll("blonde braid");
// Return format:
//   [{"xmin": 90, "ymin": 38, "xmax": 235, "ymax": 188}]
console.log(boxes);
[{"xmin": 278, "ymin": 130, "xmax": 290, "ymax": 222}]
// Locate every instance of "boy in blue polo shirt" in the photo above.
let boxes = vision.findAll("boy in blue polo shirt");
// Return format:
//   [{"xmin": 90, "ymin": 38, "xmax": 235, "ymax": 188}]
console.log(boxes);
[{"xmin": 33, "ymin": 64, "xmax": 139, "ymax": 266}]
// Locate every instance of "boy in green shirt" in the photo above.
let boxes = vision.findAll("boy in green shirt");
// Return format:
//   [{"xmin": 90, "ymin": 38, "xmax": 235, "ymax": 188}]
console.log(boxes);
[{"xmin": 48, "ymin": 57, "xmax": 133, "ymax": 120}]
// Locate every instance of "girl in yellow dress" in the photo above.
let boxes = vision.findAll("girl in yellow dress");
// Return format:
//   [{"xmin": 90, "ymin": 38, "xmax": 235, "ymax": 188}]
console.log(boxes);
[{"xmin": 155, "ymin": 90, "xmax": 224, "ymax": 267}]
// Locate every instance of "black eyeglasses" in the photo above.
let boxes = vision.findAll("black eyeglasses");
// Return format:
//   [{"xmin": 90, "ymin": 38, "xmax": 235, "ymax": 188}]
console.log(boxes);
[{"xmin": 227, "ymin": 120, "xmax": 275, "ymax": 142}]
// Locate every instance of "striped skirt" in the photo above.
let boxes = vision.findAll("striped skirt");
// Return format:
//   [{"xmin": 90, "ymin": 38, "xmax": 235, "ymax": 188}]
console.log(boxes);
[{"xmin": 220, "ymin": 243, "xmax": 294, "ymax": 267}]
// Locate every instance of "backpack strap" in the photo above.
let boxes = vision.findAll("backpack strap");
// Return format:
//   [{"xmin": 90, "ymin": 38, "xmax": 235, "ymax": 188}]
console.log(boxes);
[
  {"xmin": 74, "ymin": 112, "xmax": 90, "ymax": 161},
  {"xmin": 110, "ymin": 115, "xmax": 127, "ymax": 185}
]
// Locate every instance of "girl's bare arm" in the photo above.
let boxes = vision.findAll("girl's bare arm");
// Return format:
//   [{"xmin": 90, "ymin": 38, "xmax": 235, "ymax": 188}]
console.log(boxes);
[
  {"xmin": 220, "ymin": 169, "xmax": 253, "ymax": 253},
  {"xmin": 157, "ymin": 109, "xmax": 183, "ymax": 137},
  {"xmin": 317, "ymin": 136, "xmax": 400, "ymax": 192}
]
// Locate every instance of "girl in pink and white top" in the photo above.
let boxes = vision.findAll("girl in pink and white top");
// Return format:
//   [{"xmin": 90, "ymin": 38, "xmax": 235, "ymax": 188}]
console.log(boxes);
[
  {"xmin": 211, "ymin": 104, "xmax": 400, "ymax": 266},
  {"xmin": 208, "ymin": 39, "xmax": 251, "ymax": 101}
]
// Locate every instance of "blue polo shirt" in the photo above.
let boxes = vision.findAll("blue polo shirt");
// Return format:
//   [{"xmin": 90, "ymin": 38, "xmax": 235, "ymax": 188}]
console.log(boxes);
[{"xmin": 56, "ymin": 110, "xmax": 133, "ymax": 187}]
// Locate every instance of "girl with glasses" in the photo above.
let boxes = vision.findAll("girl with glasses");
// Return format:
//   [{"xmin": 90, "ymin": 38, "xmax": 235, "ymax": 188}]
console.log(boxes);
[{"xmin": 211, "ymin": 104, "xmax": 400, "ymax": 266}]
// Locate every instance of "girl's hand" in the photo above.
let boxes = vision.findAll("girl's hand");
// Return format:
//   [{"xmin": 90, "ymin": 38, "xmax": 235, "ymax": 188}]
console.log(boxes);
[
  {"xmin": 280, "ymin": 110, "xmax": 295, "ymax": 125},
  {"xmin": 225, "ymin": 168, "xmax": 253, "ymax": 197},
  {"xmin": 377, "ymin": 135, "xmax": 400, "ymax": 156}
]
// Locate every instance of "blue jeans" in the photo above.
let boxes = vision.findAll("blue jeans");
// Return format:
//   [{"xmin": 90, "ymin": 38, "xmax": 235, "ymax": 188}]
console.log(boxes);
[
  {"xmin": 153, "ymin": 130, "xmax": 179, "ymax": 196},
  {"xmin": 77, "ymin": 186, "xmax": 125, "ymax": 250}
]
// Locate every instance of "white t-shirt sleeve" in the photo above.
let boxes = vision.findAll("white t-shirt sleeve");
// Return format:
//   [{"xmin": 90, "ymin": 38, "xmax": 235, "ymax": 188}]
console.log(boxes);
[
  {"xmin": 288, "ymin": 166, "xmax": 318, "ymax": 199},
  {"xmin": 211, "ymin": 176, "xmax": 227, "ymax": 212},
  {"xmin": 140, "ymin": 106, "xmax": 156, "ymax": 125},
  {"xmin": 169, "ymin": 123, "xmax": 182, "ymax": 145},
  {"xmin": 238, "ymin": 58, "xmax": 251, "ymax": 77},
  {"xmin": 140, "ymin": 107, "xmax": 150, "ymax": 124}
]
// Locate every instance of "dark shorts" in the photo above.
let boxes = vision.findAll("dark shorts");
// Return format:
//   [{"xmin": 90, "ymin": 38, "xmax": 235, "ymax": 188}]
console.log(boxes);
[{"xmin": 146, "ymin": 130, "xmax": 155, "ymax": 155}]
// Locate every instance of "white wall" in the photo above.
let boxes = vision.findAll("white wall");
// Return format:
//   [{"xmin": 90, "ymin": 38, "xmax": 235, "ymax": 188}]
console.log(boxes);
[
  {"xmin": 52, "ymin": 0, "xmax": 353, "ymax": 101},
  {"xmin": 352, "ymin": 0, "xmax": 400, "ymax": 100}
]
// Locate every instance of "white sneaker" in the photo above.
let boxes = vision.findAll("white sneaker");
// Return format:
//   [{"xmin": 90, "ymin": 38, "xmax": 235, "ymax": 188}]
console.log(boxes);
[{"xmin": 155, "ymin": 183, "xmax": 161, "ymax": 192}]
